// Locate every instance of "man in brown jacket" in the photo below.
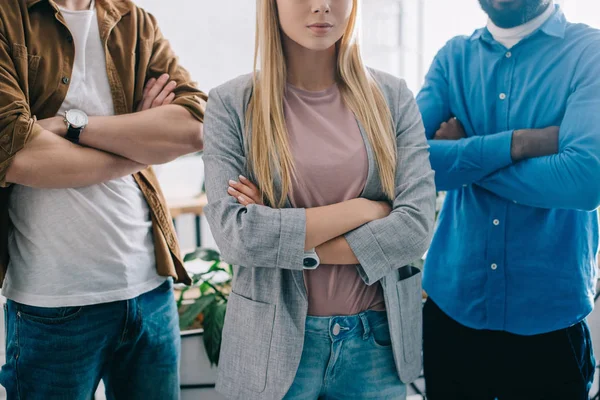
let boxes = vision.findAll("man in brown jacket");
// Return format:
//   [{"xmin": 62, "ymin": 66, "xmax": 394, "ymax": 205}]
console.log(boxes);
[{"xmin": 0, "ymin": 0, "xmax": 206, "ymax": 398}]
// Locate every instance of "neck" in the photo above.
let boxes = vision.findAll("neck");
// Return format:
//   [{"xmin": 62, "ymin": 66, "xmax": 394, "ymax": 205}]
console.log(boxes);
[
  {"xmin": 54, "ymin": 0, "xmax": 92, "ymax": 11},
  {"xmin": 283, "ymin": 35, "xmax": 337, "ymax": 91}
]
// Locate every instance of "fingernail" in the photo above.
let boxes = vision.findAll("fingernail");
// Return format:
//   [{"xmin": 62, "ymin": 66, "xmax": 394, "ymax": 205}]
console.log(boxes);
[
  {"xmin": 227, "ymin": 187, "xmax": 234, "ymax": 193},
  {"xmin": 238, "ymin": 196, "xmax": 245, "ymax": 202},
  {"xmin": 228, "ymin": 180, "xmax": 237, "ymax": 185},
  {"xmin": 161, "ymin": 73, "xmax": 169, "ymax": 80},
  {"xmin": 239, "ymin": 175, "xmax": 247, "ymax": 181},
  {"xmin": 169, "ymin": 81, "xmax": 177, "ymax": 87}
]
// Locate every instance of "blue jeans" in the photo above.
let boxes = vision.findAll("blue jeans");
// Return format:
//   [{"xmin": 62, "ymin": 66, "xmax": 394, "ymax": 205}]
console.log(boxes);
[
  {"xmin": 0, "ymin": 279, "xmax": 180, "ymax": 400},
  {"xmin": 284, "ymin": 310, "xmax": 406, "ymax": 400}
]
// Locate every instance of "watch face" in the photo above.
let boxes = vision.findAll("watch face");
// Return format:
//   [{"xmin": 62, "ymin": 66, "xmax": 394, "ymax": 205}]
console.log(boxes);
[{"xmin": 66, "ymin": 109, "xmax": 88, "ymax": 129}]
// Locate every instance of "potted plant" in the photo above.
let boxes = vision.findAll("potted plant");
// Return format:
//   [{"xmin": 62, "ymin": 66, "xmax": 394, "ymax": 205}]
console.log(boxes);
[{"xmin": 177, "ymin": 247, "xmax": 231, "ymax": 400}]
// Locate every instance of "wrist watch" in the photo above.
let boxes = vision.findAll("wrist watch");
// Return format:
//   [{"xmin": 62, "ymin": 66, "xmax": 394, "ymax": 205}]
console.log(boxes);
[
  {"xmin": 64, "ymin": 109, "xmax": 89, "ymax": 144},
  {"xmin": 303, "ymin": 248, "xmax": 320, "ymax": 270}
]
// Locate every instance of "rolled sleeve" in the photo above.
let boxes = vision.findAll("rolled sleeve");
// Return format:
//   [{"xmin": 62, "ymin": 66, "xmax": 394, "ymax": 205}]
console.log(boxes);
[{"xmin": 203, "ymin": 87, "xmax": 307, "ymax": 270}]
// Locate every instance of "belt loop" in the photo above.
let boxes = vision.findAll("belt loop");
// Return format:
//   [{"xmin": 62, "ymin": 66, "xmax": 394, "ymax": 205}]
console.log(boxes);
[{"xmin": 359, "ymin": 312, "xmax": 370, "ymax": 340}]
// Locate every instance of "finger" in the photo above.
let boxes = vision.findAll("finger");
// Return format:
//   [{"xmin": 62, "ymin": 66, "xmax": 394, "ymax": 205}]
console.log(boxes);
[
  {"xmin": 229, "ymin": 180, "xmax": 261, "ymax": 204},
  {"xmin": 227, "ymin": 187, "xmax": 255, "ymax": 206},
  {"xmin": 140, "ymin": 73, "xmax": 169, "ymax": 111},
  {"xmin": 137, "ymin": 78, "xmax": 157, "ymax": 112},
  {"xmin": 162, "ymin": 92, "xmax": 176, "ymax": 106},
  {"xmin": 238, "ymin": 175, "xmax": 259, "ymax": 193},
  {"xmin": 440, "ymin": 122, "xmax": 448, "ymax": 128},
  {"xmin": 152, "ymin": 81, "xmax": 177, "ymax": 108},
  {"xmin": 143, "ymin": 78, "xmax": 157, "ymax": 97}
]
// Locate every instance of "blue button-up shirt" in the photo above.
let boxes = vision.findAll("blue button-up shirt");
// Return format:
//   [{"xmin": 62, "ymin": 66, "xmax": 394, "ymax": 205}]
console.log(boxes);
[{"xmin": 417, "ymin": 6, "xmax": 600, "ymax": 335}]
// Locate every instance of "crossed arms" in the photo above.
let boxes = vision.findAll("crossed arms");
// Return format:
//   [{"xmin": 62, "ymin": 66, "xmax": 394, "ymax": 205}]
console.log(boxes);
[{"xmin": 417, "ymin": 44, "xmax": 600, "ymax": 211}]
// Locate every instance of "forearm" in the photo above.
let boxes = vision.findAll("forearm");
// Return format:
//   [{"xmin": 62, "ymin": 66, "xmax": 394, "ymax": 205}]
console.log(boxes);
[
  {"xmin": 316, "ymin": 236, "xmax": 359, "ymax": 265},
  {"xmin": 428, "ymin": 131, "xmax": 513, "ymax": 190},
  {"xmin": 305, "ymin": 198, "xmax": 378, "ymax": 250},
  {"xmin": 80, "ymin": 105, "xmax": 203, "ymax": 165},
  {"xmin": 6, "ymin": 129, "xmax": 145, "ymax": 189}
]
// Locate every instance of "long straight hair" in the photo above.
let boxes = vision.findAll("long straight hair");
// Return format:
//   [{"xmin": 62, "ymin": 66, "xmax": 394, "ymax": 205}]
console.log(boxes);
[{"xmin": 247, "ymin": 0, "xmax": 396, "ymax": 207}]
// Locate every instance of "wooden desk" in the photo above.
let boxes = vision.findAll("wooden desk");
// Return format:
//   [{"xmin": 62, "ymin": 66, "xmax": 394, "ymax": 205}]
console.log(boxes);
[{"xmin": 167, "ymin": 194, "xmax": 208, "ymax": 247}]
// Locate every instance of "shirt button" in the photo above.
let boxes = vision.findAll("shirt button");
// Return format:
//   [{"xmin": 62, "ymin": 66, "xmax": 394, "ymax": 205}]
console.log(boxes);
[
  {"xmin": 332, "ymin": 323, "xmax": 341, "ymax": 336},
  {"xmin": 491, "ymin": 263, "xmax": 498, "ymax": 270},
  {"xmin": 493, "ymin": 219, "xmax": 500, "ymax": 226},
  {"xmin": 505, "ymin": 51, "xmax": 512, "ymax": 58},
  {"xmin": 499, "ymin": 93, "xmax": 507, "ymax": 100},
  {"xmin": 62, "ymin": 76, "xmax": 70, "ymax": 84}
]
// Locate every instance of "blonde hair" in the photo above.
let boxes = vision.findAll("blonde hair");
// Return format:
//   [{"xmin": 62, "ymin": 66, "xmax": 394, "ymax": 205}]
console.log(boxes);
[{"xmin": 247, "ymin": 0, "xmax": 396, "ymax": 207}]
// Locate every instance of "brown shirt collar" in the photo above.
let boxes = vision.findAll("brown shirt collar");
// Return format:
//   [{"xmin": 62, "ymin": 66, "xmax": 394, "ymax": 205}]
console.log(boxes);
[{"xmin": 26, "ymin": 0, "xmax": 131, "ymax": 17}]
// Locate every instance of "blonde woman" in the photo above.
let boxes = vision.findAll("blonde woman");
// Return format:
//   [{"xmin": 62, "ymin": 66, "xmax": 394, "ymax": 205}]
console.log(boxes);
[{"xmin": 203, "ymin": 0, "xmax": 436, "ymax": 399}]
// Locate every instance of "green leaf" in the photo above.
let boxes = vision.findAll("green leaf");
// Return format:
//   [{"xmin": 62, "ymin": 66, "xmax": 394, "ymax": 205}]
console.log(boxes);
[
  {"xmin": 184, "ymin": 248, "xmax": 221, "ymax": 263},
  {"xmin": 203, "ymin": 301, "xmax": 227, "ymax": 366},
  {"xmin": 178, "ymin": 294, "xmax": 216, "ymax": 331},
  {"xmin": 199, "ymin": 281, "xmax": 211, "ymax": 295}
]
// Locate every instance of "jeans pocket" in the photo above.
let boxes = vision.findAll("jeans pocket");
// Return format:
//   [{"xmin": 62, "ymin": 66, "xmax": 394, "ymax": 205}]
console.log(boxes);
[
  {"xmin": 16, "ymin": 303, "xmax": 83, "ymax": 325},
  {"xmin": 369, "ymin": 320, "xmax": 392, "ymax": 349}
]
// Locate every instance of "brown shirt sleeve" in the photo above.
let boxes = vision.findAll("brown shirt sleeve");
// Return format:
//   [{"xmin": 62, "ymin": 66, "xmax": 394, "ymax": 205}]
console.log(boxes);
[
  {"xmin": 0, "ymin": 29, "xmax": 43, "ymax": 188},
  {"xmin": 144, "ymin": 13, "xmax": 207, "ymax": 123}
]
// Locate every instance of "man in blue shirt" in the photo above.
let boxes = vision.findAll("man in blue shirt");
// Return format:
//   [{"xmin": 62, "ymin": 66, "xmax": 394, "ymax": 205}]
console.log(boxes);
[{"xmin": 417, "ymin": 0, "xmax": 600, "ymax": 398}]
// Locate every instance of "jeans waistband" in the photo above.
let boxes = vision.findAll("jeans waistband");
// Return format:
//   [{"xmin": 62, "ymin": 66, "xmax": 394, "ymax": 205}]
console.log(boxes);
[{"xmin": 305, "ymin": 310, "xmax": 387, "ymax": 341}]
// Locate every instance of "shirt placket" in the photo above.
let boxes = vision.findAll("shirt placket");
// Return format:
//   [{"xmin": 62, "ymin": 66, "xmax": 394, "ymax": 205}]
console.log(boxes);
[{"xmin": 485, "ymin": 46, "xmax": 516, "ymax": 330}]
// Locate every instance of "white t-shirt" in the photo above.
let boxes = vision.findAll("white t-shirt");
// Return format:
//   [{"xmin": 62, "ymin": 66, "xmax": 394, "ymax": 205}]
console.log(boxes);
[
  {"xmin": 3, "ymin": 1, "xmax": 165, "ymax": 307},
  {"xmin": 487, "ymin": 2, "xmax": 555, "ymax": 49}
]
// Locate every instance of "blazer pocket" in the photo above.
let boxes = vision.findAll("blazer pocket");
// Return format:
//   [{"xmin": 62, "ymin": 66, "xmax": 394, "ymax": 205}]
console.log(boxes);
[
  {"xmin": 396, "ymin": 266, "xmax": 423, "ymax": 364},
  {"xmin": 219, "ymin": 291, "xmax": 276, "ymax": 393}
]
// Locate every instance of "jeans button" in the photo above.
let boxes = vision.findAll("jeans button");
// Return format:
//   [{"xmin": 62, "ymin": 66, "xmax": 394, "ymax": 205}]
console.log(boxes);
[{"xmin": 332, "ymin": 323, "xmax": 341, "ymax": 336}]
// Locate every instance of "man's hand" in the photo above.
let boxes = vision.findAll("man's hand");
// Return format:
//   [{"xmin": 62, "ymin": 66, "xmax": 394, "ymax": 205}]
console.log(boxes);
[
  {"xmin": 137, "ymin": 73, "xmax": 177, "ymax": 112},
  {"xmin": 228, "ymin": 176, "xmax": 264, "ymax": 206},
  {"xmin": 434, "ymin": 118, "xmax": 467, "ymax": 140}
]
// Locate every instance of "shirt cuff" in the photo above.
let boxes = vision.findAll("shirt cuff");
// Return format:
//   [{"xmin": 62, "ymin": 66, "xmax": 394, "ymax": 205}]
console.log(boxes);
[{"xmin": 481, "ymin": 130, "xmax": 514, "ymax": 172}]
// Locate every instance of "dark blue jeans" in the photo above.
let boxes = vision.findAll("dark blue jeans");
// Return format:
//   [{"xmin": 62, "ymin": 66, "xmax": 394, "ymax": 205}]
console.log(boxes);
[{"xmin": 0, "ymin": 279, "xmax": 180, "ymax": 400}]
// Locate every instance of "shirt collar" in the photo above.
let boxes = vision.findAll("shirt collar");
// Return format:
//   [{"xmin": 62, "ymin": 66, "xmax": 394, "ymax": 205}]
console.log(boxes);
[
  {"xmin": 26, "ymin": 0, "xmax": 130, "ymax": 17},
  {"xmin": 470, "ymin": 4, "xmax": 566, "ymax": 43}
]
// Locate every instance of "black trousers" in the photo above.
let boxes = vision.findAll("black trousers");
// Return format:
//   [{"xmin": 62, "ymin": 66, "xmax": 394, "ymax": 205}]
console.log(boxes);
[{"xmin": 423, "ymin": 299, "xmax": 596, "ymax": 400}]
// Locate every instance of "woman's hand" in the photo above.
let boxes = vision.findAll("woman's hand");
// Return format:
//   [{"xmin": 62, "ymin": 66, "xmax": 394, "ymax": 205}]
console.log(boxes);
[{"xmin": 227, "ymin": 175, "xmax": 264, "ymax": 206}]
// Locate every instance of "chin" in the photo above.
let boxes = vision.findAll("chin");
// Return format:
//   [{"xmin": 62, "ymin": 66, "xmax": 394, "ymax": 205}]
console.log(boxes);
[{"xmin": 299, "ymin": 38, "xmax": 337, "ymax": 52}]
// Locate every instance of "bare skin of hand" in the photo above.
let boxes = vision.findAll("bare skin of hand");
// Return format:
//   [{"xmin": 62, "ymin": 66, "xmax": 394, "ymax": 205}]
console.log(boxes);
[
  {"xmin": 434, "ymin": 117, "xmax": 466, "ymax": 140},
  {"xmin": 36, "ymin": 73, "xmax": 177, "ymax": 138}
]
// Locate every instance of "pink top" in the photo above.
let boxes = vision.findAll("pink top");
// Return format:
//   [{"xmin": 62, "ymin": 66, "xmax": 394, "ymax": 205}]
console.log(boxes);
[{"xmin": 284, "ymin": 83, "xmax": 385, "ymax": 316}]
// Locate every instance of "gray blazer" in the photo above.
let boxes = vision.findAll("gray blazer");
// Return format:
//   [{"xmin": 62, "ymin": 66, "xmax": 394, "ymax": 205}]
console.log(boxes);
[{"xmin": 203, "ymin": 69, "xmax": 436, "ymax": 400}]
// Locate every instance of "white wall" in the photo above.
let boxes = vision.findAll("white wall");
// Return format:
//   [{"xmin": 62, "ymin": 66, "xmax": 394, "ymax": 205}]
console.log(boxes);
[{"xmin": 136, "ymin": 0, "xmax": 256, "ymax": 91}]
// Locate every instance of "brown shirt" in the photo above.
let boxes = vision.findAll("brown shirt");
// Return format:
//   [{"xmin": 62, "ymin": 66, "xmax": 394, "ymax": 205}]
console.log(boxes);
[
  {"xmin": 284, "ymin": 83, "xmax": 385, "ymax": 316},
  {"xmin": 0, "ymin": 0, "xmax": 208, "ymax": 286}
]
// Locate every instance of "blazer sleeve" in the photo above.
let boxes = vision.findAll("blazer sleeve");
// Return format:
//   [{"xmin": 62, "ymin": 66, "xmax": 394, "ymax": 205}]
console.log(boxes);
[
  {"xmin": 345, "ymin": 79, "xmax": 437, "ymax": 285},
  {"xmin": 202, "ymin": 87, "xmax": 307, "ymax": 270}
]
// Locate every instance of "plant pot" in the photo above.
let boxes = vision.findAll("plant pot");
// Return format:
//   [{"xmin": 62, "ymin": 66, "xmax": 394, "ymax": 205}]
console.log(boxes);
[{"xmin": 180, "ymin": 329, "xmax": 225, "ymax": 400}]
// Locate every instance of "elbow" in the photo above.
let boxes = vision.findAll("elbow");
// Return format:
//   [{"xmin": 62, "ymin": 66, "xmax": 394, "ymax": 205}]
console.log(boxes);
[
  {"xmin": 188, "ymin": 121, "xmax": 204, "ymax": 152},
  {"xmin": 578, "ymin": 187, "xmax": 600, "ymax": 211}
]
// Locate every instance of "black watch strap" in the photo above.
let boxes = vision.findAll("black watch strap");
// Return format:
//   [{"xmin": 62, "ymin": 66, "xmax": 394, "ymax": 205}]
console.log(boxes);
[{"xmin": 66, "ymin": 126, "xmax": 82, "ymax": 144}]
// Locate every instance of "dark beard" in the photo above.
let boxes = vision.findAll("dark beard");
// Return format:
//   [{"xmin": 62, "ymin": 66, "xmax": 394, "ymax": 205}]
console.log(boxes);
[{"xmin": 478, "ymin": 0, "xmax": 551, "ymax": 28}]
